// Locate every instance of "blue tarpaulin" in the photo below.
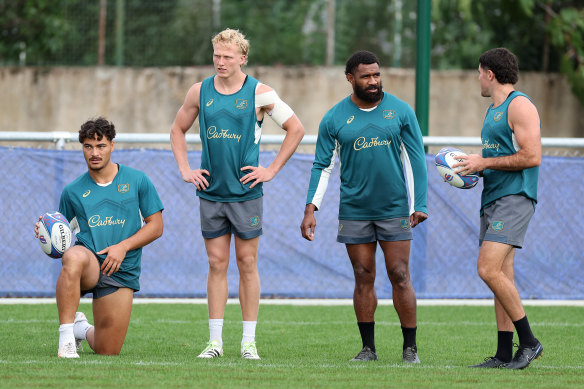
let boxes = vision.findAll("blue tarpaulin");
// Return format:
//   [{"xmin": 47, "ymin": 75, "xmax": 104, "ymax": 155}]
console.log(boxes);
[{"xmin": 1, "ymin": 147, "xmax": 582, "ymax": 299}]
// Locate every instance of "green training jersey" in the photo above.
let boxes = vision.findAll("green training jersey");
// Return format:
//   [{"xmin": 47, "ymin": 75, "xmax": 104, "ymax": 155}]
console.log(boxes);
[
  {"xmin": 306, "ymin": 92, "xmax": 428, "ymax": 220},
  {"xmin": 59, "ymin": 164, "xmax": 164, "ymax": 291},
  {"xmin": 198, "ymin": 75, "xmax": 263, "ymax": 202},
  {"xmin": 481, "ymin": 91, "xmax": 539, "ymax": 210}
]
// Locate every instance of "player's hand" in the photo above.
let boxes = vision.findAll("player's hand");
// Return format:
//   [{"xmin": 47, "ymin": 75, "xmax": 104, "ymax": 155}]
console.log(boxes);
[
  {"xmin": 34, "ymin": 216, "xmax": 42, "ymax": 238},
  {"xmin": 240, "ymin": 164, "xmax": 276, "ymax": 188},
  {"xmin": 410, "ymin": 211, "xmax": 428, "ymax": 228},
  {"xmin": 301, "ymin": 205, "xmax": 317, "ymax": 241},
  {"xmin": 181, "ymin": 168, "xmax": 210, "ymax": 190},
  {"xmin": 97, "ymin": 243, "xmax": 127, "ymax": 276},
  {"xmin": 451, "ymin": 154, "xmax": 483, "ymax": 176}
]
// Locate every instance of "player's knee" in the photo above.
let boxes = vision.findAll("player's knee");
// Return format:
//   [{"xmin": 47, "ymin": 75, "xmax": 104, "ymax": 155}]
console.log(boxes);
[
  {"xmin": 352, "ymin": 265, "xmax": 375, "ymax": 284},
  {"xmin": 60, "ymin": 251, "xmax": 86, "ymax": 274},
  {"xmin": 236, "ymin": 255, "xmax": 258, "ymax": 274},
  {"xmin": 387, "ymin": 267, "xmax": 410, "ymax": 287},
  {"xmin": 95, "ymin": 345, "xmax": 122, "ymax": 355},
  {"xmin": 477, "ymin": 264, "xmax": 493, "ymax": 283},
  {"xmin": 208, "ymin": 256, "xmax": 229, "ymax": 273}
]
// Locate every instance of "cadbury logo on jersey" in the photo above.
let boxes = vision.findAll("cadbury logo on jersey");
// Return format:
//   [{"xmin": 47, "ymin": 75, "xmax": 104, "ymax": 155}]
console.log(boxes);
[
  {"xmin": 88, "ymin": 215, "xmax": 126, "ymax": 228},
  {"xmin": 482, "ymin": 139, "xmax": 500, "ymax": 152},
  {"xmin": 354, "ymin": 137, "xmax": 392, "ymax": 151},
  {"xmin": 207, "ymin": 126, "xmax": 242, "ymax": 142}
]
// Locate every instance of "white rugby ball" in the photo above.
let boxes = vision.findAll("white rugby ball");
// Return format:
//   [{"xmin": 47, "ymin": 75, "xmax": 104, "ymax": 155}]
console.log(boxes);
[
  {"xmin": 435, "ymin": 147, "xmax": 480, "ymax": 189},
  {"xmin": 38, "ymin": 211, "xmax": 72, "ymax": 258}
]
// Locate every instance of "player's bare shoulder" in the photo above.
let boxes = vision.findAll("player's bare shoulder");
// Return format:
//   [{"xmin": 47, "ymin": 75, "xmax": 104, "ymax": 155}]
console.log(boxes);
[
  {"xmin": 508, "ymin": 94, "xmax": 540, "ymax": 132},
  {"xmin": 184, "ymin": 82, "xmax": 203, "ymax": 110}
]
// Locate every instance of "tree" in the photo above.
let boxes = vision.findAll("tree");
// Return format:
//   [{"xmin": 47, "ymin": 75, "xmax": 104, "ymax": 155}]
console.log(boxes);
[
  {"xmin": 545, "ymin": 4, "xmax": 584, "ymax": 105},
  {"xmin": 0, "ymin": 0, "xmax": 72, "ymax": 65}
]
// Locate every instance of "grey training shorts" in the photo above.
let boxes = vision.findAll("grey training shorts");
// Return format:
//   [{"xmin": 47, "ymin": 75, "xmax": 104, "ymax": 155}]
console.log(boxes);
[
  {"xmin": 479, "ymin": 194, "xmax": 535, "ymax": 249},
  {"xmin": 337, "ymin": 217, "xmax": 413, "ymax": 244},
  {"xmin": 81, "ymin": 271, "xmax": 126, "ymax": 299},
  {"xmin": 200, "ymin": 197, "xmax": 263, "ymax": 240},
  {"xmin": 76, "ymin": 241, "xmax": 132, "ymax": 299}
]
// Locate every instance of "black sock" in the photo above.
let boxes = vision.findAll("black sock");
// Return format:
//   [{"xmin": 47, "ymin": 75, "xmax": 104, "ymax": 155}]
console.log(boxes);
[
  {"xmin": 494, "ymin": 331, "xmax": 514, "ymax": 363},
  {"xmin": 357, "ymin": 322, "xmax": 375, "ymax": 352},
  {"xmin": 401, "ymin": 326, "xmax": 417, "ymax": 350},
  {"xmin": 513, "ymin": 316, "xmax": 537, "ymax": 347}
]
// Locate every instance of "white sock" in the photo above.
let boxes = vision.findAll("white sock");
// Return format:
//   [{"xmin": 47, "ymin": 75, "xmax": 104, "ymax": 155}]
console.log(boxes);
[
  {"xmin": 209, "ymin": 319, "xmax": 224, "ymax": 347},
  {"xmin": 73, "ymin": 317, "xmax": 93, "ymax": 340},
  {"xmin": 242, "ymin": 321, "xmax": 257, "ymax": 345},
  {"xmin": 58, "ymin": 323, "xmax": 75, "ymax": 348}
]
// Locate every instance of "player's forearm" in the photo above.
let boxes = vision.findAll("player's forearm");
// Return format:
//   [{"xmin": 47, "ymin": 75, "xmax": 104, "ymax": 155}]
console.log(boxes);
[
  {"xmin": 170, "ymin": 126, "xmax": 192, "ymax": 174},
  {"xmin": 267, "ymin": 118, "xmax": 304, "ymax": 174},
  {"xmin": 484, "ymin": 148, "xmax": 541, "ymax": 171},
  {"xmin": 118, "ymin": 212, "xmax": 163, "ymax": 253}
]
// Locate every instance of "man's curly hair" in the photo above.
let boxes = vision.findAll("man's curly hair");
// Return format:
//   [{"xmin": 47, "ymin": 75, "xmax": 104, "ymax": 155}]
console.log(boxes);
[
  {"xmin": 78, "ymin": 117, "xmax": 116, "ymax": 143},
  {"xmin": 479, "ymin": 48, "xmax": 519, "ymax": 85},
  {"xmin": 345, "ymin": 50, "xmax": 380, "ymax": 75}
]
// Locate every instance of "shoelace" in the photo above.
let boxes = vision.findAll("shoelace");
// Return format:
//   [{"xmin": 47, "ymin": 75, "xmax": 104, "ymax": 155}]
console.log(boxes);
[
  {"xmin": 355, "ymin": 348, "xmax": 373, "ymax": 358},
  {"xmin": 242, "ymin": 343, "xmax": 257, "ymax": 355},
  {"xmin": 203, "ymin": 342, "xmax": 219, "ymax": 352},
  {"xmin": 61, "ymin": 342, "xmax": 77, "ymax": 355}
]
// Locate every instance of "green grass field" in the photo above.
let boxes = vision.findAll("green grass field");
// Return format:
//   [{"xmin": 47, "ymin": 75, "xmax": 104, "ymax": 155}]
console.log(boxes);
[{"xmin": 1, "ymin": 301, "xmax": 582, "ymax": 388}]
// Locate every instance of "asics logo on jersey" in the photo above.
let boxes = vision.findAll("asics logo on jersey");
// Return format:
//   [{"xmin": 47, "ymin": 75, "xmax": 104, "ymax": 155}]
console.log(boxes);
[
  {"xmin": 206, "ymin": 99, "xmax": 214, "ymax": 107},
  {"xmin": 493, "ymin": 112, "xmax": 504, "ymax": 121},
  {"xmin": 354, "ymin": 137, "xmax": 392, "ymax": 151},
  {"xmin": 383, "ymin": 110, "xmax": 396, "ymax": 119},
  {"xmin": 346, "ymin": 115, "xmax": 354, "ymax": 124},
  {"xmin": 82, "ymin": 190, "xmax": 91, "ymax": 198},
  {"xmin": 235, "ymin": 99, "xmax": 248, "ymax": 109},
  {"xmin": 118, "ymin": 183, "xmax": 130, "ymax": 193},
  {"xmin": 482, "ymin": 139, "xmax": 500, "ymax": 152},
  {"xmin": 207, "ymin": 126, "xmax": 242, "ymax": 142},
  {"xmin": 88, "ymin": 215, "xmax": 126, "ymax": 228}
]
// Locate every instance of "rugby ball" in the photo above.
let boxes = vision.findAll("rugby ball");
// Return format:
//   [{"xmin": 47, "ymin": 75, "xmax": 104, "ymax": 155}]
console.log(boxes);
[
  {"xmin": 435, "ymin": 147, "xmax": 480, "ymax": 189},
  {"xmin": 38, "ymin": 211, "xmax": 72, "ymax": 258}
]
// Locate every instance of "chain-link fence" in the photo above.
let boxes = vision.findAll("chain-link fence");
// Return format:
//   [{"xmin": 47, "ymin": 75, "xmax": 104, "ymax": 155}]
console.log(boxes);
[
  {"xmin": 1, "ymin": 0, "xmax": 420, "ymax": 68},
  {"xmin": 1, "ymin": 144, "xmax": 583, "ymax": 299}
]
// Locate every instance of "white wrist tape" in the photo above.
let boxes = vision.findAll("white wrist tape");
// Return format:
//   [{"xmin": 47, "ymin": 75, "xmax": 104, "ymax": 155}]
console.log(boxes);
[{"xmin": 255, "ymin": 90, "xmax": 294, "ymax": 127}]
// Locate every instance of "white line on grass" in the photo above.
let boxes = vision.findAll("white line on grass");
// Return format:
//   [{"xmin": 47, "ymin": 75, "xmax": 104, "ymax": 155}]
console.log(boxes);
[
  {"xmin": 3, "ymin": 318, "xmax": 584, "ymax": 327},
  {"xmin": 1, "ymin": 298, "xmax": 583, "ymax": 306}
]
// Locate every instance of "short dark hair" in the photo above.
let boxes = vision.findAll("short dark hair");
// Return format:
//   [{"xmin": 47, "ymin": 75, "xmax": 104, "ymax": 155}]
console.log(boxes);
[
  {"xmin": 479, "ymin": 48, "xmax": 519, "ymax": 85},
  {"xmin": 78, "ymin": 117, "xmax": 116, "ymax": 143},
  {"xmin": 345, "ymin": 50, "xmax": 380, "ymax": 75}
]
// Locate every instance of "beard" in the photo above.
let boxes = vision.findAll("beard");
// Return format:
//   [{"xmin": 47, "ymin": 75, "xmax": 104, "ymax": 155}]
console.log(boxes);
[{"xmin": 354, "ymin": 81, "xmax": 383, "ymax": 103}]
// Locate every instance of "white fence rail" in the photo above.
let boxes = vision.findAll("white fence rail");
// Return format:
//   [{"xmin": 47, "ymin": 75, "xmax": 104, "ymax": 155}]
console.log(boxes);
[{"xmin": 1, "ymin": 132, "xmax": 583, "ymax": 149}]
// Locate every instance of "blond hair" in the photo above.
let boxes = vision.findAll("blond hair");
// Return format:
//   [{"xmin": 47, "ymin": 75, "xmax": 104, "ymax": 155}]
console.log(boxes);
[{"xmin": 212, "ymin": 28, "xmax": 250, "ymax": 65}]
